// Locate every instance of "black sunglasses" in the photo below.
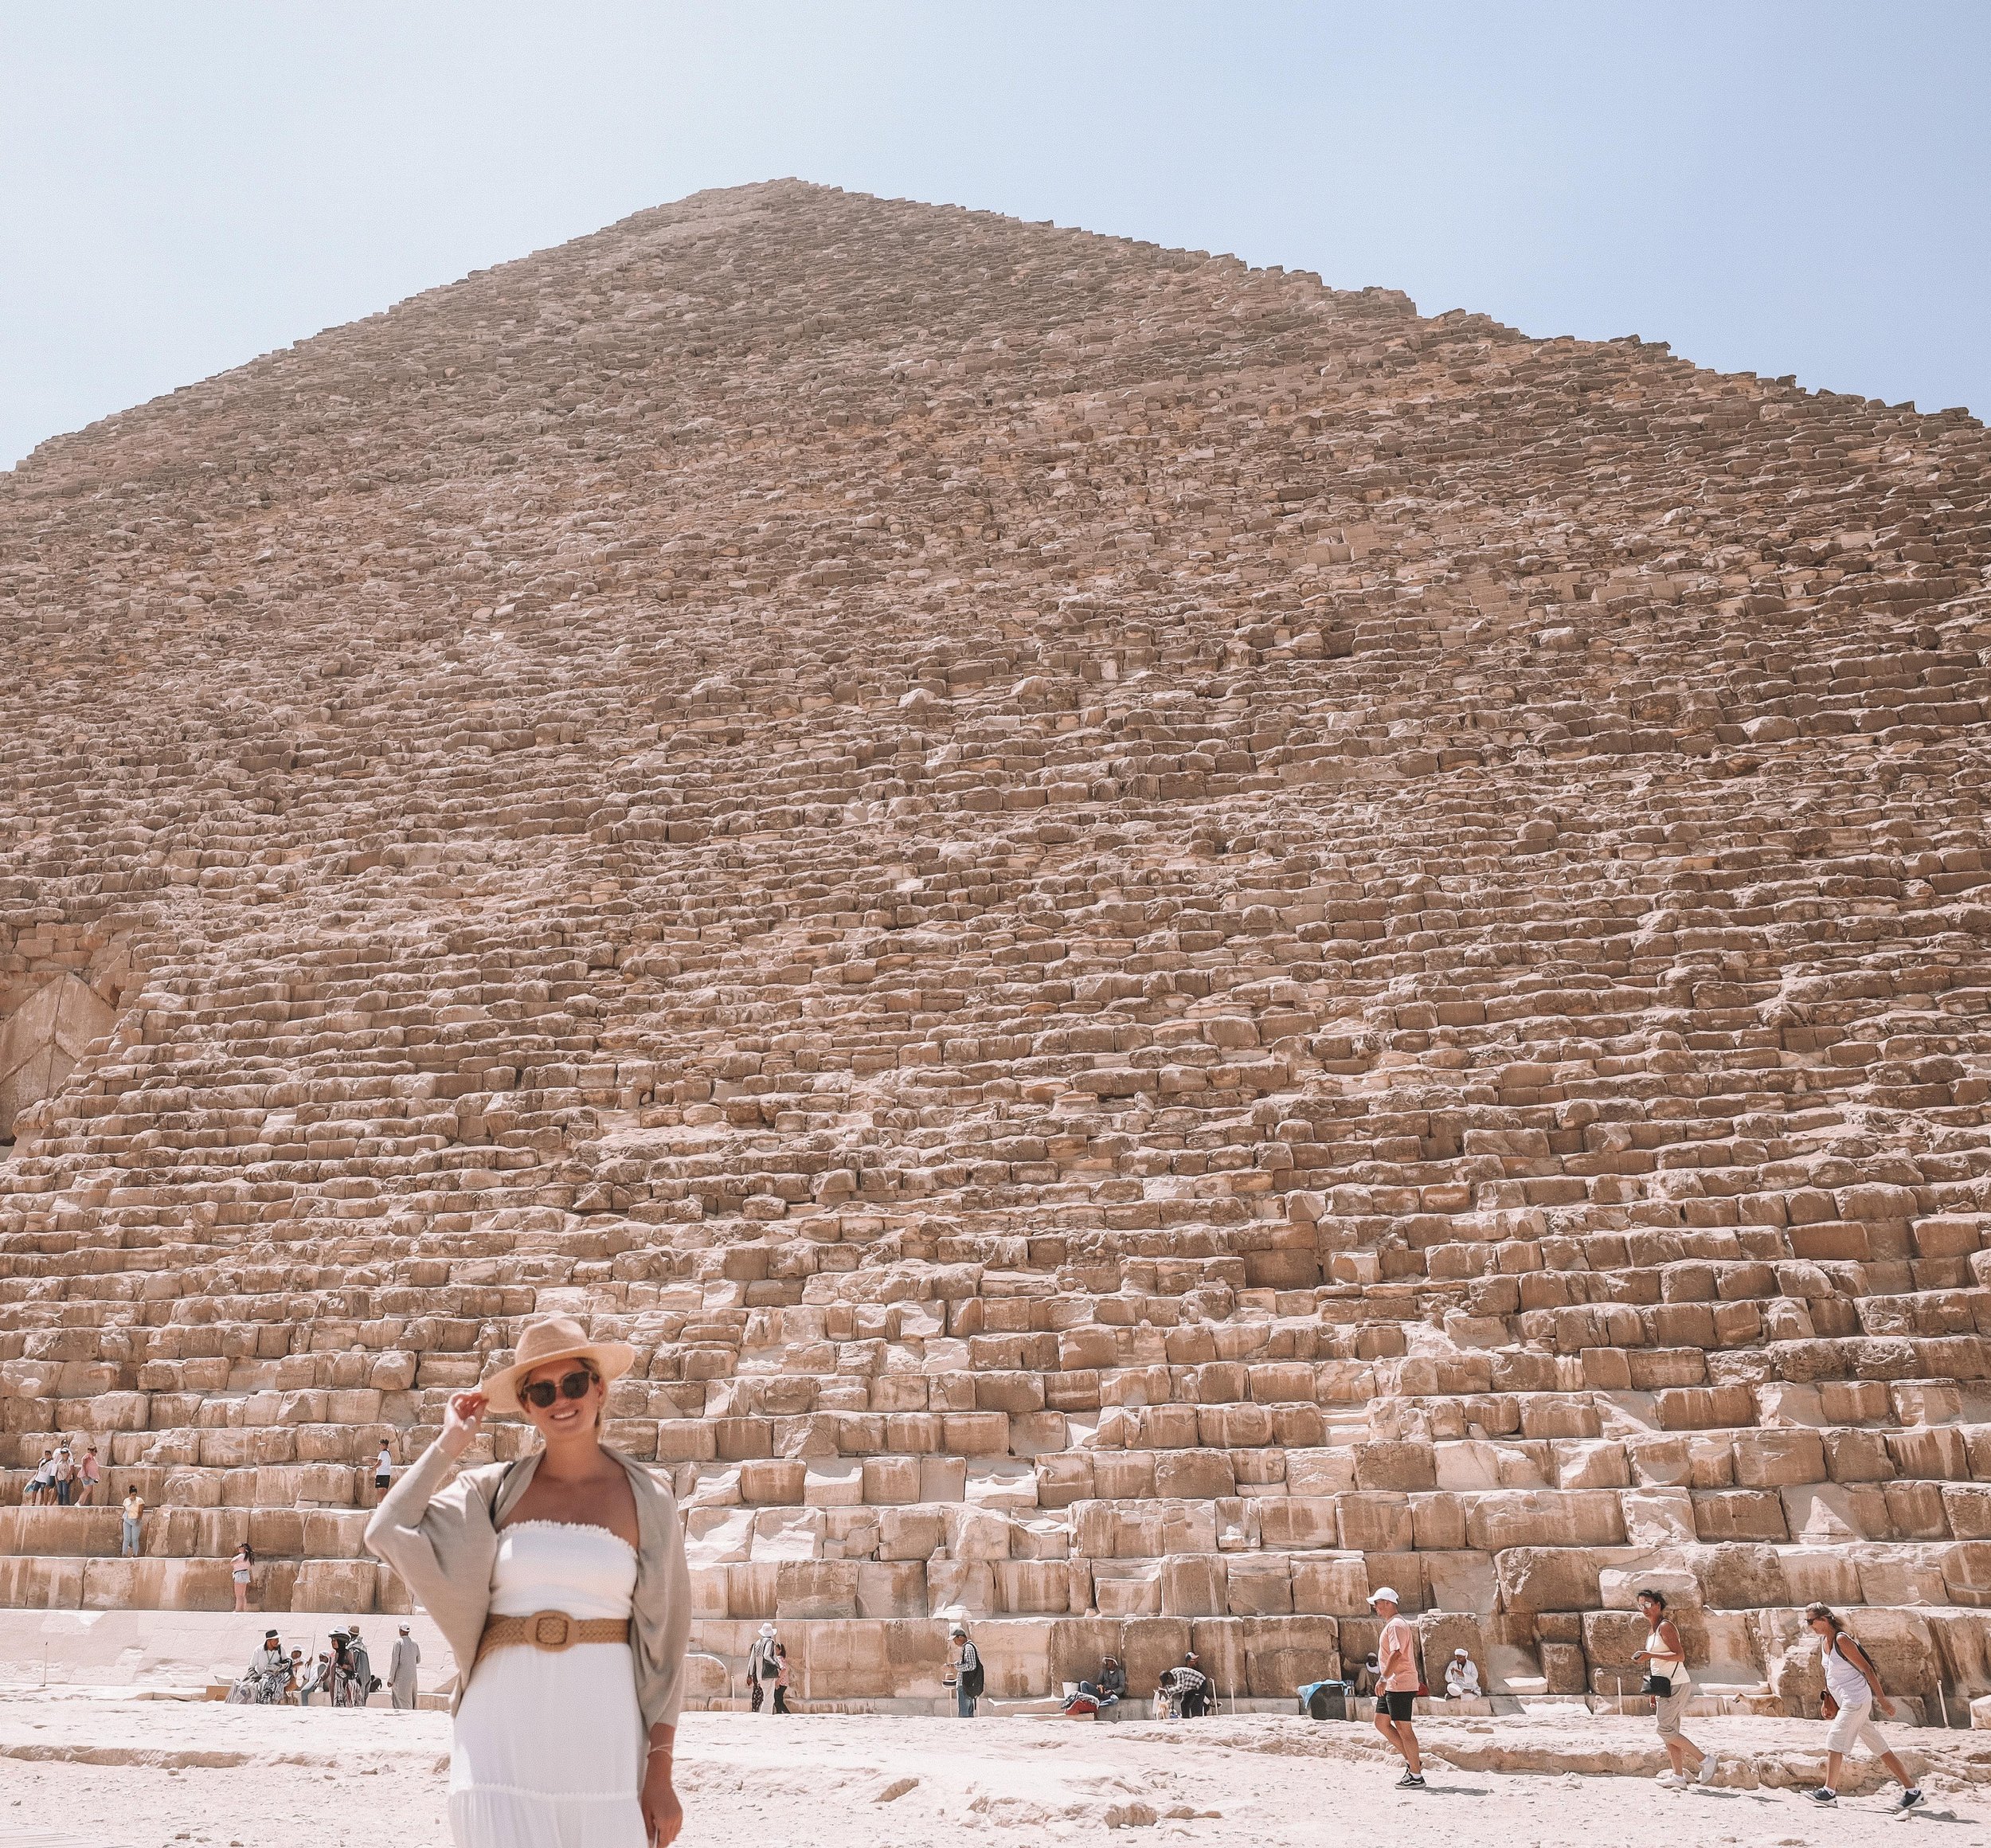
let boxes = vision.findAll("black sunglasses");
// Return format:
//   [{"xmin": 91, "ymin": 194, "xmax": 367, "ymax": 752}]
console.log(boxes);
[{"xmin": 518, "ymin": 1365, "xmax": 599, "ymax": 1410}]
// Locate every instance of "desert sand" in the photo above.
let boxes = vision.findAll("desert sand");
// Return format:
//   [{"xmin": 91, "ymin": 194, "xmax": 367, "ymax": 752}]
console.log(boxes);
[{"xmin": 2, "ymin": 1692, "xmax": 1987, "ymax": 1848}]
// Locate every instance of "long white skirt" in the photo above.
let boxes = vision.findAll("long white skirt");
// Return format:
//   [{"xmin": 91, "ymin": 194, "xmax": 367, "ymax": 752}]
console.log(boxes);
[{"xmin": 448, "ymin": 1639, "xmax": 647, "ymax": 1848}]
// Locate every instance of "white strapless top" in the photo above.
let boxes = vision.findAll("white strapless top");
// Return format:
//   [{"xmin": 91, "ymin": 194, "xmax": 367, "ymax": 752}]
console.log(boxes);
[{"xmin": 487, "ymin": 1521, "xmax": 636, "ymax": 1620}]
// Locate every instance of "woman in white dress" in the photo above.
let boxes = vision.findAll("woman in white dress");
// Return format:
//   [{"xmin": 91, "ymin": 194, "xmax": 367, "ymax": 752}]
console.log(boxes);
[{"xmin": 366, "ymin": 1315, "xmax": 690, "ymax": 1847}]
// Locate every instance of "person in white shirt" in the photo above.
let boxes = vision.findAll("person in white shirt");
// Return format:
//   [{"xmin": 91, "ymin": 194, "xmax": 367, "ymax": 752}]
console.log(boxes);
[
  {"xmin": 1805, "ymin": 1603, "xmax": 1923, "ymax": 1811},
  {"xmin": 1443, "ymin": 1650, "xmax": 1481, "ymax": 1698},
  {"xmin": 373, "ymin": 1442, "xmax": 394, "ymax": 1500}
]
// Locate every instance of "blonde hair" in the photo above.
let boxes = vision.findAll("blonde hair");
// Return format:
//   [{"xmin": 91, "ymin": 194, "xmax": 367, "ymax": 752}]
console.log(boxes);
[{"xmin": 1803, "ymin": 1601, "xmax": 1843, "ymax": 1634}]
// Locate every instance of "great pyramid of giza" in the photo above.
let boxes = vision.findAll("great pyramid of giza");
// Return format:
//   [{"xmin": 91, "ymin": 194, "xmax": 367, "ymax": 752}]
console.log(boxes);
[{"xmin": 2, "ymin": 179, "xmax": 1988, "ymax": 1715}]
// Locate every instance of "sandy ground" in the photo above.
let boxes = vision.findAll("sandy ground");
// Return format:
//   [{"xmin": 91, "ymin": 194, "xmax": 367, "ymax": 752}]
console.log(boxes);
[{"xmin": 1, "ymin": 1694, "xmax": 1987, "ymax": 1847}]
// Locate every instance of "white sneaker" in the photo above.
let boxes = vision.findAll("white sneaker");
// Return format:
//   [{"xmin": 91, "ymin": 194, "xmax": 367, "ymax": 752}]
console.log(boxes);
[
  {"xmin": 1698, "ymin": 1754, "xmax": 1719, "ymax": 1786},
  {"xmin": 1657, "ymin": 1772, "xmax": 1685, "ymax": 1788}
]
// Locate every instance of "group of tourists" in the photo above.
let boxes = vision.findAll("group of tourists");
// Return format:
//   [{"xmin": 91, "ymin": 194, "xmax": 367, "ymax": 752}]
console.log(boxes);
[
  {"xmin": 22, "ymin": 1444, "xmax": 100, "ymax": 1505},
  {"xmin": 228, "ymin": 1623, "xmax": 422, "ymax": 1709},
  {"xmin": 1359, "ymin": 1584, "xmax": 1924, "ymax": 1811}
]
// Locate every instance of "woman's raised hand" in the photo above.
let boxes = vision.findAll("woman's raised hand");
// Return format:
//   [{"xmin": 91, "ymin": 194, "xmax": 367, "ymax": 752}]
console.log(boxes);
[{"xmin": 439, "ymin": 1390, "xmax": 489, "ymax": 1459}]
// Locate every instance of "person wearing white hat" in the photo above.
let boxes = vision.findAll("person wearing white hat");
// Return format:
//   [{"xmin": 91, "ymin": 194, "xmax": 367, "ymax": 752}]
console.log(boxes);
[
  {"xmin": 1443, "ymin": 1648, "xmax": 1481, "ymax": 1700},
  {"xmin": 366, "ymin": 1314, "xmax": 691, "ymax": 1846},
  {"xmin": 1367, "ymin": 1587, "xmax": 1426, "ymax": 1789},
  {"xmin": 390, "ymin": 1624, "xmax": 422, "ymax": 1711}
]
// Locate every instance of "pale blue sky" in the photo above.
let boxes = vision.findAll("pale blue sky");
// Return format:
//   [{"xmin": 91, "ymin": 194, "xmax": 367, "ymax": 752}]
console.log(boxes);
[{"xmin": 3, "ymin": 2, "xmax": 1987, "ymax": 469}]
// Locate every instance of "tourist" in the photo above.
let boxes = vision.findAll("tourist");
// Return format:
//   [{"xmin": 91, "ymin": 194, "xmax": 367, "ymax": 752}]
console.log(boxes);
[
  {"xmin": 947, "ymin": 1625, "xmax": 984, "ymax": 1718},
  {"xmin": 773, "ymin": 1641, "xmax": 792, "ymax": 1715},
  {"xmin": 374, "ymin": 1440, "xmax": 395, "ymax": 1503},
  {"xmin": 1178, "ymin": 1651, "xmax": 1211, "ymax": 1718},
  {"xmin": 51, "ymin": 1445, "xmax": 75, "ymax": 1507},
  {"xmin": 390, "ymin": 1623, "xmax": 421, "ymax": 1710},
  {"xmin": 229, "ymin": 1541, "xmax": 254, "ymax": 1612},
  {"xmin": 1631, "ymin": 1589, "xmax": 1717, "ymax": 1787},
  {"xmin": 365, "ymin": 1312, "xmax": 691, "ymax": 1846},
  {"xmin": 328, "ymin": 1627, "xmax": 355, "ymax": 1706},
  {"xmin": 348, "ymin": 1627, "xmax": 374, "ymax": 1705},
  {"xmin": 119, "ymin": 1486, "xmax": 145, "ymax": 1556},
  {"xmin": 1444, "ymin": 1649, "xmax": 1481, "ymax": 1699},
  {"xmin": 747, "ymin": 1621, "xmax": 780, "ymax": 1714},
  {"xmin": 26, "ymin": 1450, "xmax": 54, "ymax": 1507},
  {"xmin": 300, "ymin": 1650, "xmax": 333, "ymax": 1706},
  {"xmin": 76, "ymin": 1445, "xmax": 101, "ymax": 1505},
  {"xmin": 1368, "ymin": 1586, "xmax": 1426, "ymax": 1790},
  {"xmin": 1803, "ymin": 1603, "xmax": 1923, "ymax": 1811}
]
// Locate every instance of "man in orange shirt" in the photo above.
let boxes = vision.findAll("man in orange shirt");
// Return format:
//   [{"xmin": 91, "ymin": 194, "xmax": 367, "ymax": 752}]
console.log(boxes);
[{"xmin": 1369, "ymin": 1586, "xmax": 1426, "ymax": 1789}]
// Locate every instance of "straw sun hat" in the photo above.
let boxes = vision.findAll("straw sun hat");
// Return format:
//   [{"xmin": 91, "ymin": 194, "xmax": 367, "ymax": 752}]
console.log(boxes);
[{"xmin": 478, "ymin": 1314, "xmax": 636, "ymax": 1415}]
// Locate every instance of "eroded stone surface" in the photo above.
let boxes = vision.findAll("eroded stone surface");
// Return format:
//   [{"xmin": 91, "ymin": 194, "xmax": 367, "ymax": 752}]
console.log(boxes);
[{"xmin": 1, "ymin": 180, "xmax": 1989, "ymax": 1709}]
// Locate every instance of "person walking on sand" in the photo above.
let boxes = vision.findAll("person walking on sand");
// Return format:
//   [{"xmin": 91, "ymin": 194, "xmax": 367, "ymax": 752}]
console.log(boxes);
[
  {"xmin": 1803, "ymin": 1604, "xmax": 1924, "ymax": 1811},
  {"xmin": 773, "ymin": 1641, "xmax": 792, "ymax": 1715},
  {"xmin": 119, "ymin": 1486, "xmax": 144, "ymax": 1556},
  {"xmin": 230, "ymin": 1541, "xmax": 255, "ymax": 1612},
  {"xmin": 366, "ymin": 1313, "xmax": 691, "ymax": 1847},
  {"xmin": 946, "ymin": 1625, "xmax": 984, "ymax": 1718},
  {"xmin": 1632, "ymin": 1589, "xmax": 1717, "ymax": 1787},
  {"xmin": 348, "ymin": 1627, "xmax": 374, "ymax": 1705},
  {"xmin": 1369, "ymin": 1586, "xmax": 1426, "ymax": 1789},
  {"xmin": 390, "ymin": 1624, "xmax": 422, "ymax": 1711}
]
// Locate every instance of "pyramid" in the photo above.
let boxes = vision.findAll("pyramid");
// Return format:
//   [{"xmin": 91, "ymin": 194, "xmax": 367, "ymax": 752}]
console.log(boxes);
[{"xmin": 2, "ymin": 179, "xmax": 1988, "ymax": 1716}]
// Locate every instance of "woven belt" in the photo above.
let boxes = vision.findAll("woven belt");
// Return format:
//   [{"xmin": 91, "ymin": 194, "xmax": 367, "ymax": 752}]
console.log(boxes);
[{"xmin": 475, "ymin": 1609, "xmax": 630, "ymax": 1666}]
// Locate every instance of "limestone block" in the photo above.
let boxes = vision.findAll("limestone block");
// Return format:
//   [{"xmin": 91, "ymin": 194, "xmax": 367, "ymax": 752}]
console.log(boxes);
[
  {"xmin": 723, "ymin": 1563, "xmax": 777, "ymax": 1619},
  {"xmin": 878, "ymin": 1506, "xmax": 945, "ymax": 1560},
  {"xmin": 1114, "ymin": 1616, "xmax": 1195, "ymax": 1696},
  {"xmin": 964, "ymin": 1462, "xmax": 1038, "ymax": 1511},
  {"xmin": 943, "ymin": 1505, "xmax": 1011, "ymax": 1562},
  {"xmin": 1291, "ymin": 1552, "xmax": 1371, "ymax": 1615},
  {"xmin": 1336, "ymin": 1493, "xmax": 1413, "ymax": 1552},
  {"xmin": 1466, "ymin": 1489, "xmax": 1624, "ymax": 1551},
  {"xmin": 919, "ymin": 1455, "xmax": 967, "ymax": 1503},
  {"xmin": 750, "ymin": 1507, "xmax": 824, "ymax": 1560},
  {"xmin": 1254, "ymin": 1495, "xmax": 1339, "ymax": 1550},
  {"xmin": 1779, "ymin": 1548, "xmax": 1861, "ymax": 1607},
  {"xmin": 1422, "ymin": 1550, "xmax": 1497, "ymax": 1615},
  {"xmin": 1089, "ymin": 1560, "xmax": 1161, "ymax": 1618},
  {"xmin": 683, "ymin": 1505, "xmax": 757, "ymax": 1568},
  {"xmin": 1856, "ymin": 1548, "xmax": 1952, "ymax": 1607},
  {"xmin": 776, "ymin": 1560, "xmax": 859, "ymax": 1618},
  {"xmin": 1621, "ymin": 1490, "xmax": 1697, "ymax": 1547},
  {"xmin": 1230, "ymin": 1614, "xmax": 1339, "ymax": 1697},
  {"xmin": 0, "ymin": 973, "xmax": 115, "ymax": 1137},
  {"xmin": 1224, "ymin": 1554, "xmax": 1293, "ymax": 1617},
  {"xmin": 1779, "ymin": 1484, "xmax": 1870, "ymax": 1544},
  {"xmin": 1353, "ymin": 1441, "xmax": 1435, "ymax": 1492},
  {"xmin": 1943, "ymin": 1486, "xmax": 1991, "ymax": 1541},
  {"xmin": 1692, "ymin": 1490, "xmax": 1789, "ymax": 1543},
  {"xmin": 1284, "ymin": 1449, "xmax": 1355, "ymax": 1496},
  {"xmin": 1495, "ymin": 1548, "xmax": 1602, "ymax": 1615},
  {"xmin": 292, "ymin": 1560, "xmax": 377, "ymax": 1612},
  {"xmin": 1153, "ymin": 1450, "xmax": 1236, "ymax": 1501},
  {"xmin": 1599, "ymin": 1564, "xmax": 1699, "ymax": 1610},
  {"xmin": 1732, "ymin": 1429, "xmax": 1827, "ymax": 1488},
  {"xmin": 1692, "ymin": 1543, "xmax": 1790, "ymax": 1609},
  {"xmin": 1410, "ymin": 1493, "xmax": 1469, "ymax": 1552},
  {"xmin": 994, "ymin": 1560, "xmax": 1070, "ymax": 1615},
  {"xmin": 1551, "ymin": 1440, "xmax": 1629, "ymax": 1490}
]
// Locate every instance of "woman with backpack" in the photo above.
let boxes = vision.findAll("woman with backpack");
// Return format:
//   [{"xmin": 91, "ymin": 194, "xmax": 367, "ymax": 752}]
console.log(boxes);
[{"xmin": 1804, "ymin": 1604, "xmax": 1925, "ymax": 1811}]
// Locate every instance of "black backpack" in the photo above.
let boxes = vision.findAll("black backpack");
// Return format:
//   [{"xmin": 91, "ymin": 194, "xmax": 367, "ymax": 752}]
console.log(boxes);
[{"xmin": 960, "ymin": 1646, "xmax": 985, "ymax": 1698}]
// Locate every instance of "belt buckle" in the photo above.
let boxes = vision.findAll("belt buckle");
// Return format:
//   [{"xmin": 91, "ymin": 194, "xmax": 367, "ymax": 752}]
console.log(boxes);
[{"xmin": 530, "ymin": 1611, "xmax": 574, "ymax": 1651}]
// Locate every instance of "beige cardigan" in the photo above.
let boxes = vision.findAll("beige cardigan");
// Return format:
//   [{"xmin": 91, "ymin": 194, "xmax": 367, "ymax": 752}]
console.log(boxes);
[{"xmin": 364, "ymin": 1439, "xmax": 693, "ymax": 1732}]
